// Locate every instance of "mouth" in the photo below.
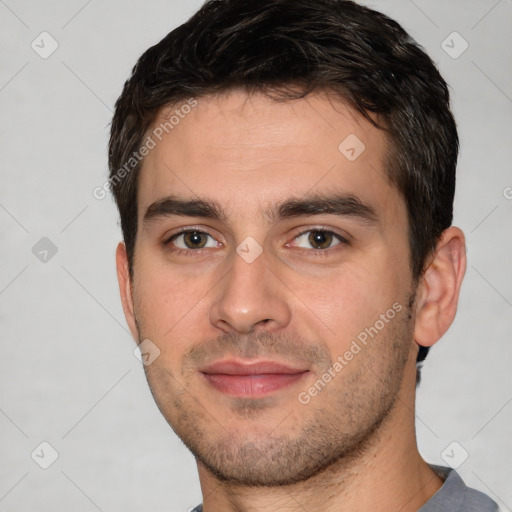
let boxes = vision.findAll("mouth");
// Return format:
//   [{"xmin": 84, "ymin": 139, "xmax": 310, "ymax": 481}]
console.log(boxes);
[{"xmin": 200, "ymin": 359, "xmax": 310, "ymax": 398}]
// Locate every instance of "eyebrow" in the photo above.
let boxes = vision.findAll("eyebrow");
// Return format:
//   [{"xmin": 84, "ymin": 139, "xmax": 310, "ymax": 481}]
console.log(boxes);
[{"xmin": 143, "ymin": 192, "xmax": 379, "ymax": 227}]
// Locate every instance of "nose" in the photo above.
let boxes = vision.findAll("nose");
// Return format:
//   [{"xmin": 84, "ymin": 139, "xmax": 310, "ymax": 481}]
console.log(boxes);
[{"xmin": 209, "ymin": 247, "xmax": 292, "ymax": 334}]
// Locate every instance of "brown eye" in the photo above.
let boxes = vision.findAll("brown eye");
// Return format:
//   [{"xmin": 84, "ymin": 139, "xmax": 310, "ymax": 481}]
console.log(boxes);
[
  {"xmin": 308, "ymin": 230, "xmax": 334, "ymax": 249},
  {"xmin": 182, "ymin": 231, "xmax": 208, "ymax": 248},
  {"xmin": 292, "ymin": 229, "xmax": 343, "ymax": 251},
  {"xmin": 166, "ymin": 230, "xmax": 217, "ymax": 251}
]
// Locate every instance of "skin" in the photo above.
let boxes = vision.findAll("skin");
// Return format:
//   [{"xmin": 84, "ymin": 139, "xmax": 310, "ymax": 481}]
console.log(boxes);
[{"xmin": 116, "ymin": 90, "xmax": 467, "ymax": 512}]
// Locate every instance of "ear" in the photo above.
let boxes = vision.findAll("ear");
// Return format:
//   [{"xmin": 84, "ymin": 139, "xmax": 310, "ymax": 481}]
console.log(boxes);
[
  {"xmin": 115, "ymin": 241, "xmax": 139, "ymax": 342},
  {"xmin": 414, "ymin": 226, "xmax": 467, "ymax": 349}
]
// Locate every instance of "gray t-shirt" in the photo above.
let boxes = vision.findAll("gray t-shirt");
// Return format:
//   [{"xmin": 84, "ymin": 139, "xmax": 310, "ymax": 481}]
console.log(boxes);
[
  {"xmin": 419, "ymin": 465, "xmax": 499, "ymax": 512},
  {"xmin": 190, "ymin": 465, "xmax": 499, "ymax": 511}
]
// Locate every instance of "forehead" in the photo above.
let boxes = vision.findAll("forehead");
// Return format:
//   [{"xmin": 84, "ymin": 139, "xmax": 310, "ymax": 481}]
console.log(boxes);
[{"xmin": 136, "ymin": 90, "xmax": 403, "ymax": 228}]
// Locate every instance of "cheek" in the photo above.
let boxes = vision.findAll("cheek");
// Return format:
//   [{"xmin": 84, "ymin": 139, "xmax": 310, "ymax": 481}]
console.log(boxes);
[
  {"xmin": 133, "ymin": 258, "xmax": 213, "ymax": 347},
  {"xmin": 290, "ymin": 255, "xmax": 404, "ymax": 346}
]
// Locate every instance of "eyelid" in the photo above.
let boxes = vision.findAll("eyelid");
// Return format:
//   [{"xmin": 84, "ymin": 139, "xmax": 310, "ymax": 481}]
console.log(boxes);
[
  {"xmin": 163, "ymin": 227, "xmax": 221, "ymax": 249},
  {"xmin": 286, "ymin": 227, "xmax": 349, "ymax": 250}
]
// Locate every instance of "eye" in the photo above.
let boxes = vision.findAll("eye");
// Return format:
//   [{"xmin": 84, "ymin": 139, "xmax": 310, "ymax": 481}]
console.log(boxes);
[
  {"xmin": 291, "ymin": 229, "xmax": 346, "ymax": 250},
  {"xmin": 165, "ymin": 230, "xmax": 218, "ymax": 251}
]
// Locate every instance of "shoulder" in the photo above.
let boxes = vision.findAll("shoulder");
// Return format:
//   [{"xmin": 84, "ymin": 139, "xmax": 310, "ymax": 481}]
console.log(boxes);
[{"xmin": 420, "ymin": 465, "xmax": 499, "ymax": 512}]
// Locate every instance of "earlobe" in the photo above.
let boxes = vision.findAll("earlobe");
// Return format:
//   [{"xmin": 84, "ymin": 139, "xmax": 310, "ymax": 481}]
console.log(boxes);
[
  {"xmin": 413, "ymin": 227, "xmax": 467, "ymax": 349},
  {"xmin": 115, "ymin": 241, "xmax": 139, "ymax": 342}
]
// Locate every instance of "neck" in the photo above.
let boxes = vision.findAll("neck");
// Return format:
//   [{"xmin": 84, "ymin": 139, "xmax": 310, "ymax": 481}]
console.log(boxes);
[{"xmin": 196, "ymin": 355, "xmax": 443, "ymax": 512}]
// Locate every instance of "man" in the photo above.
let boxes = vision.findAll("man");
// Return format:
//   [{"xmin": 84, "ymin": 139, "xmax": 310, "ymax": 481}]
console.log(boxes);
[{"xmin": 109, "ymin": 0, "xmax": 499, "ymax": 510}]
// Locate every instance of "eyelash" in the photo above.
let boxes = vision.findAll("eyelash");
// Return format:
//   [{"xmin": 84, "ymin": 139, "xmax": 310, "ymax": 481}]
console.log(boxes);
[
  {"xmin": 163, "ymin": 227, "xmax": 349, "ymax": 257},
  {"xmin": 163, "ymin": 228, "xmax": 219, "ymax": 258}
]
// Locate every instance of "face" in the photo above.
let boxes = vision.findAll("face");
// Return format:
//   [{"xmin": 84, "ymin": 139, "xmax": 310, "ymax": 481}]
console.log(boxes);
[{"xmin": 119, "ymin": 90, "xmax": 418, "ymax": 486}]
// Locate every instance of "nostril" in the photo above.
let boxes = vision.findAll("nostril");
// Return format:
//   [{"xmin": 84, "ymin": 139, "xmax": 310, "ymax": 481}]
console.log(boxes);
[{"xmin": 251, "ymin": 319, "xmax": 272, "ymax": 330}]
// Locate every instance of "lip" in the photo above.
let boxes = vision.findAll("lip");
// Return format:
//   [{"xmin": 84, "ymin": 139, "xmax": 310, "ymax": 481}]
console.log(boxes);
[
  {"xmin": 200, "ymin": 359, "xmax": 310, "ymax": 397},
  {"xmin": 201, "ymin": 359, "xmax": 309, "ymax": 375}
]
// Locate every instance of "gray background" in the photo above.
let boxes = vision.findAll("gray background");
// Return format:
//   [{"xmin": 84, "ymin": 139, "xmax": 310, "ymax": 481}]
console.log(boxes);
[{"xmin": 0, "ymin": 0, "xmax": 511, "ymax": 510}]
